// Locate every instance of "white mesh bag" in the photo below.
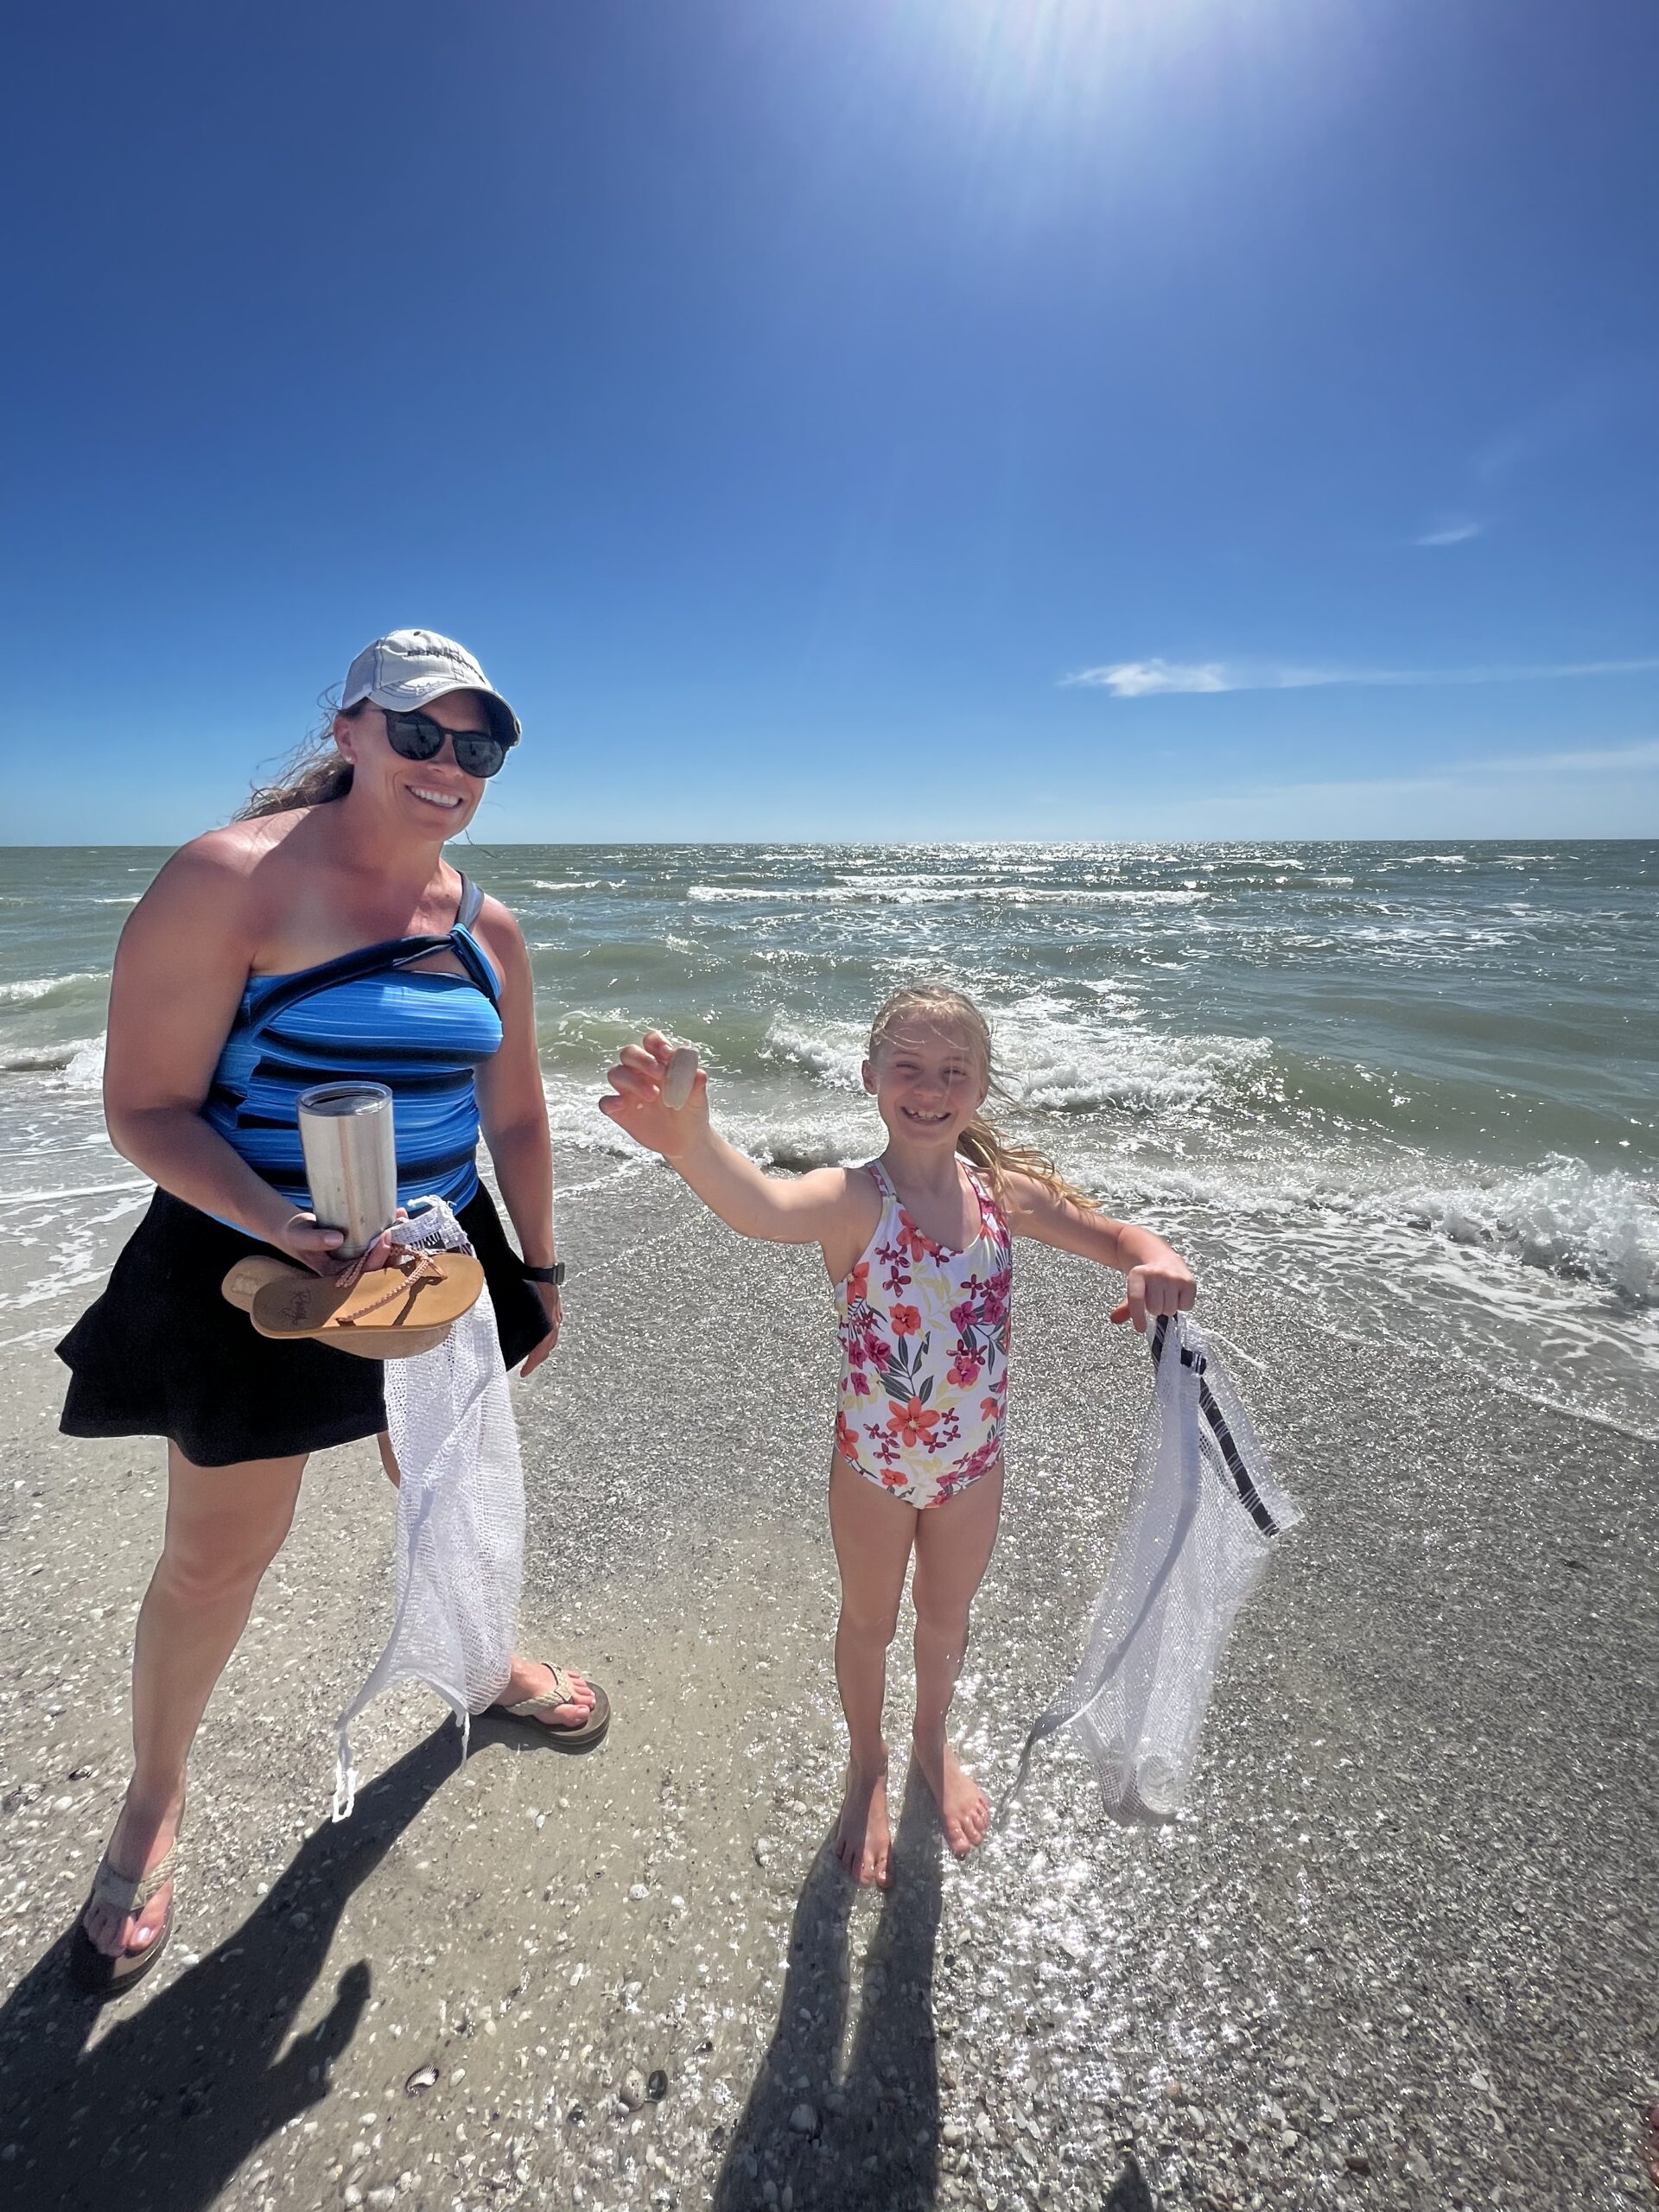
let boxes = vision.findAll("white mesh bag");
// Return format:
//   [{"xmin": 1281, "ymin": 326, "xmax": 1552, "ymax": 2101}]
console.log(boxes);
[
  {"xmin": 333, "ymin": 1196, "xmax": 525, "ymax": 1819},
  {"xmin": 1014, "ymin": 1313, "xmax": 1300, "ymax": 1822}
]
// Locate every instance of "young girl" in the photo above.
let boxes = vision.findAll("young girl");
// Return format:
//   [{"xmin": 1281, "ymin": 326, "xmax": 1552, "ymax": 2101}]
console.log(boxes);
[{"xmin": 601, "ymin": 985, "xmax": 1196, "ymax": 1888}]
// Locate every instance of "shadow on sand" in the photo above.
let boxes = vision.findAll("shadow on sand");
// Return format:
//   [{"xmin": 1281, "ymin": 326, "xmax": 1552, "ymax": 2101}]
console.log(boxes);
[
  {"xmin": 711, "ymin": 1770, "xmax": 1159, "ymax": 2212},
  {"xmin": 711, "ymin": 1770, "xmax": 944, "ymax": 2212},
  {"xmin": 2, "ymin": 1732, "xmax": 1160, "ymax": 2212},
  {"xmin": 0, "ymin": 1726, "xmax": 463, "ymax": 2212}
]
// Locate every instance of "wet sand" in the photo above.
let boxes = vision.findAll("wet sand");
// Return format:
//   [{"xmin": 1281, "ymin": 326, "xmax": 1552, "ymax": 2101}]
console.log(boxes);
[{"xmin": 0, "ymin": 1163, "xmax": 1655, "ymax": 2212}]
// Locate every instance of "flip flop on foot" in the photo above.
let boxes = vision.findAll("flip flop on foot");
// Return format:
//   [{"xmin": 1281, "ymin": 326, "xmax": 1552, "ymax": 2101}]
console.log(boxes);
[
  {"xmin": 485, "ymin": 1662, "xmax": 610, "ymax": 1751},
  {"xmin": 68, "ymin": 1808, "xmax": 184, "ymax": 2001}
]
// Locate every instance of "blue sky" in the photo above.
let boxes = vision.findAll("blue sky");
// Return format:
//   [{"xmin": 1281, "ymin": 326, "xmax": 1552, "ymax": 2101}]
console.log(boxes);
[{"xmin": 3, "ymin": 0, "xmax": 1656, "ymax": 842}]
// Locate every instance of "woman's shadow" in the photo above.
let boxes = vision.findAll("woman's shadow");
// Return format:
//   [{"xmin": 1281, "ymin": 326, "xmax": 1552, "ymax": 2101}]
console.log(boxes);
[
  {"xmin": 0, "ymin": 1726, "xmax": 463, "ymax": 2212},
  {"xmin": 713, "ymin": 1770, "xmax": 944, "ymax": 2212}
]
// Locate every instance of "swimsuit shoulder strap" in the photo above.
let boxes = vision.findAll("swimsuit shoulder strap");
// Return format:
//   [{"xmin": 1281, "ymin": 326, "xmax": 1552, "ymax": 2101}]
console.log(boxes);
[
  {"xmin": 454, "ymin": 871, "xmax": 484, "ymax": 930},
  {"xmin": 960, "ymin": 1158, "xmax": 1007, "ymax": 1237},
  {"xmin": 861, "ymin": 1160, "xmax": 905, "ymax": 1233},
  {"xmin": 448, "ymin": 873, "xmax": 501, "ymax": 1006},
  {"xmin": 447, "ymin": 923, "xmax": 500, "ymax": 1007}
]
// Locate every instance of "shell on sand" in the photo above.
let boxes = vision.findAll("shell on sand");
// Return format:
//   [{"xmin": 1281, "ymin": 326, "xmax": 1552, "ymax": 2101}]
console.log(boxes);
[{"xmin": 661, "ymin": 1046, "xmax": 700, "ymax": 1111}]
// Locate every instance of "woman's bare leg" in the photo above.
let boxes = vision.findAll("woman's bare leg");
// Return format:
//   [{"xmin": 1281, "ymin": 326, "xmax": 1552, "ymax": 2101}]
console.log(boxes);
[
  {"xmin": 827, "ymin": 1454, "xmax": 918, "ymax": 1887},
  {"xmin": 83, "ymin": 1444, "xmax": 308, "ymax": 1958},
  {"xmin": 375, "ymin": 1433, "xmax": 595, "ymax": 1728},
  {"xmin": 910, "ymin": 1465, "xmax": 1004, "ymax": 1856}
]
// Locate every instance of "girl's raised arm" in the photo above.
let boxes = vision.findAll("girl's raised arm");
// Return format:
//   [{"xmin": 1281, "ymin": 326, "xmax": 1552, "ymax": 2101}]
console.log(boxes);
[
  {"xmin": 1003, "ymin": 1172, "xmax": 1198, "ymax": 1332},
  {"xmin": 600, "ymin": 1033, "xmax": 858, "ymax": 1248}
]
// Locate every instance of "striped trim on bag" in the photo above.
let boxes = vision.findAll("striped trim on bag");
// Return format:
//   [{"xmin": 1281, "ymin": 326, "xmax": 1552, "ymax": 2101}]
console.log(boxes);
[{"xmin": 1152, "ymin": 1315, "xmax": 1281, "ymax": 1539}]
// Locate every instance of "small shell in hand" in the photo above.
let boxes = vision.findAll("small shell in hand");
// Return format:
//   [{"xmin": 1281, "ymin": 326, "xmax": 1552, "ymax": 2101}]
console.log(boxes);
[{"xmin": 661, "ymin": 1046, "xmax": 700, "ymax": 1111}]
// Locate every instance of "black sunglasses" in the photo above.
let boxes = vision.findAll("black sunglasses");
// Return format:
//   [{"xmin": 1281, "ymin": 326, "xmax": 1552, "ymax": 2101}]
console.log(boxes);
[{"xmin": 382, "ymin": 709, "xmax": 516, "ymax": 780}]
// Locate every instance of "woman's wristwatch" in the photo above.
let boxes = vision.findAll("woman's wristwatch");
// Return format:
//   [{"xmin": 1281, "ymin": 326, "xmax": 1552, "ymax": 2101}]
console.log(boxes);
[{"xmin": 520, "ymin": 1259, "xmax": 565, "ymax": 1287}]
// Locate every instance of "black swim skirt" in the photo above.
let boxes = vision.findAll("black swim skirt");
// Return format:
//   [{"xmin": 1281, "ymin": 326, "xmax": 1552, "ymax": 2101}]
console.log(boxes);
[{"xmin": 57, "ymin": 1185, "xmax": 550, "ymax": 1469}]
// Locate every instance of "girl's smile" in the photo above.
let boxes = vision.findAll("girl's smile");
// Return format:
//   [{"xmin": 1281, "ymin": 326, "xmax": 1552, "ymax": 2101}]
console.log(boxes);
[{"xmin": 864, "ymin": 1022, "xmax": 988, "ymax": 1147}]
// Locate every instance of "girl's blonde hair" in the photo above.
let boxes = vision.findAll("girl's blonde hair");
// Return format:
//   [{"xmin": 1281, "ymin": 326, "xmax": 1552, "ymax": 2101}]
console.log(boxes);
[{"xmin": 867, "ymin": 983, "xmax": 1097, "ymax": 1213}]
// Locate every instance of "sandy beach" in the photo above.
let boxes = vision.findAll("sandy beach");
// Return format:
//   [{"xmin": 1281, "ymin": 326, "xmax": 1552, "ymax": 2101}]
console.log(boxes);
[{"xmin": 0, "ymin": 1160, "xmax": 1654, "ymax": 2212}]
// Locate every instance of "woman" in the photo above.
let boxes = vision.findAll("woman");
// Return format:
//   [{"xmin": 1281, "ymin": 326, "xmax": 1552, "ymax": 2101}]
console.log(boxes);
[{"xmin": 58, "ymin": 628, "xmax": 607, "ymax": 1999}]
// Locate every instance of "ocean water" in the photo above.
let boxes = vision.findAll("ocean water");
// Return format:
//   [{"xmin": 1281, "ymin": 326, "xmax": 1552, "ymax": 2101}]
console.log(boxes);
[{"xmin": 3, "ymin": 841, "xmax": 1656, "ymax": 1436}]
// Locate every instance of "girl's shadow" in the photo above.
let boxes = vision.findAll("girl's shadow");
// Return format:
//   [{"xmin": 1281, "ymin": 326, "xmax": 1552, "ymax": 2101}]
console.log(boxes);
[
  {"xmin": 0, "ymin": 1726, "xmax": 462, "ymax": 2212},
  {"xmin": 713, "ymin": 1769, "xmax": 944, "ymax": 2212}
]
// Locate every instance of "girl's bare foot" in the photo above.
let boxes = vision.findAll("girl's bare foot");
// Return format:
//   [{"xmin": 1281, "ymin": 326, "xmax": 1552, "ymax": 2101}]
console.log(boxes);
[
  {"xmin": 82, "ymin": 1782, "xmax": 184, "ymax": 1959},
  {"xmin": 912, "ymin": 1732, "xmax": 991, "ymax": 1856},
  {"xmin": 834, "ymin": 1758, "xmax": 893, "ymax": 1887}
]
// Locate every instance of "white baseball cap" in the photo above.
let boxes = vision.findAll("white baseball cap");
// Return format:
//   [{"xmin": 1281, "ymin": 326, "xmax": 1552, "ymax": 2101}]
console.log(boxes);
[{"xmin": 340, "ymin": 629, "xmax": 522, "ymax": 747}]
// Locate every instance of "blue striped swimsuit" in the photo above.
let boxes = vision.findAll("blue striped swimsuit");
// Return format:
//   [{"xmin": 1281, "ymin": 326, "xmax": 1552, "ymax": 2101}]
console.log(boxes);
[{"xmin": 204, "ymin": 874, "xmax": 503, "ymax": 1213}]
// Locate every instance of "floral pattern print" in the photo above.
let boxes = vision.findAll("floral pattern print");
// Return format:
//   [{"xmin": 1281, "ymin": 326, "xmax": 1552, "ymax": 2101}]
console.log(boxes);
[{"xmin": 835, "ymin": 1160, "xmax": 1013, "ymax": 1507}]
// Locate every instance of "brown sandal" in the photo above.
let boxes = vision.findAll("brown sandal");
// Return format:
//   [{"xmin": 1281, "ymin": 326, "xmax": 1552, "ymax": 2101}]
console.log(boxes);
[
  {"xmin": 238, "ymin": 1250, "xmax": 483, "ymax": 1357},
  {"xmin": 221, "ymin": 1255, "xmax": 453, "ymax": 1361},
  {"xmin": 485, "ymin": 1665, "xmax": 611, "ymax": 1752},
  {"xmin": 68, "ymin": 1818, "xmax": 183, "ymax": 2001},
  {"xmin": 220, "ymin": 1255, "xmax": 305, "ymax": 1311}
]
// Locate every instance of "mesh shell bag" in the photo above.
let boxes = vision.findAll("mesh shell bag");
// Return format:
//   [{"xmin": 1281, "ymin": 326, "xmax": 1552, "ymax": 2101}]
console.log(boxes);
[
  {"xmin": 333, "ymin": 1197, "xmax": 524, "ymax": 1818},
  {"xmin": 1015, "ymin": 1313, "xmax": 1300, "ymax": 1822}
]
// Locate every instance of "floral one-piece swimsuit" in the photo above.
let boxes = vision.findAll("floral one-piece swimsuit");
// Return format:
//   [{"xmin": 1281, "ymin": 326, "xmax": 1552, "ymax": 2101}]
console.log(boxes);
[{"xmin": 834, "ymin": 1158, "xmax": 1013, "ymax": 1508}]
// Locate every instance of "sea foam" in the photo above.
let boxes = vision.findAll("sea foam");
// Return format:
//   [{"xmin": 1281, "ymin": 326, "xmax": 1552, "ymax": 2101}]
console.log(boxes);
[{"xmin": 0, "ymin": 972, "xmax": 107, "ymax": 1004}]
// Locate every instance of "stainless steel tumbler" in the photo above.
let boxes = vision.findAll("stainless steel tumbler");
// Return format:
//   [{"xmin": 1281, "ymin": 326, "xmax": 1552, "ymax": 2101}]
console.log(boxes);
[{"xmin": 296, "ymin": 1083, "xmax": 397, "ymax": 1260}]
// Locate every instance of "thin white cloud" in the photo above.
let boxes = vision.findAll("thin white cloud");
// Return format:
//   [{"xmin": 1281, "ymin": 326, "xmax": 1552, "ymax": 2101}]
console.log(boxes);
[
  {"xmin": 1066, "ymin": 658, "xmax": 1236, "ymax": 696},
  {"xmin": 1414, "ymin": 516, "xmax": 1484, "ymax": 547},
  {"xmin": 1240, "ymin": 736, "xmax": 1659, "ymax": 807},
  {"xmin": 1146, "ymin": 735, "xmax": 1659, "ymax": 839},
  {"xmin": 1481, "ymin": 735, "xmax": 1659, "ymax": 776},
  {"xmin": 1063, "ymin": 656, "xmax": 1659, "ymax": 697},
  {"xmin": 1471, "ymin": 363, "xmax": 1646, "ymax": 487}
]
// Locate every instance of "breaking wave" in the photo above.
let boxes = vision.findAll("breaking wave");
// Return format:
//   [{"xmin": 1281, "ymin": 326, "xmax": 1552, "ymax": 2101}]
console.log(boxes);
[
  {"xmin": 763, "ymin": 999, "xmax": 1270, "ymax": 1119},
  {"xmin": 0, "ymin": 1037, "xmax": 103, "ymax": 1074},
  {"xmin": 1094, "ymin": 1151, "xmax": 1658, "ymax": 1306},
  {"xmin": 688, "ymin": 883, "xmax": 1207, "ymax": 909},
  {"xmin": 0, "ymin": 972, "xmax": 107, "ymax": 1004}
]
